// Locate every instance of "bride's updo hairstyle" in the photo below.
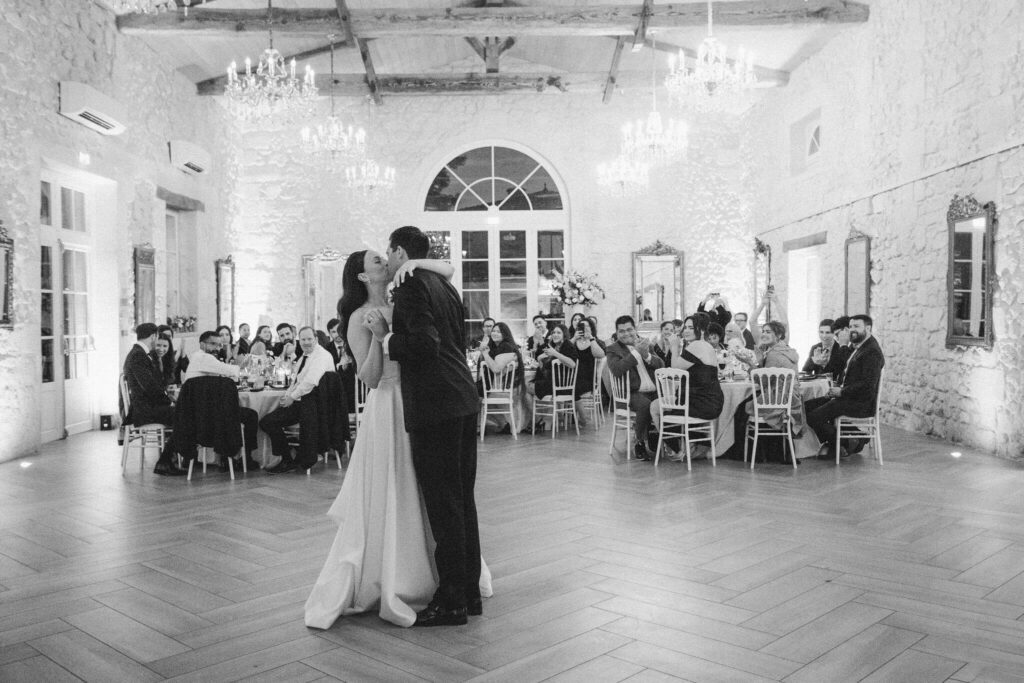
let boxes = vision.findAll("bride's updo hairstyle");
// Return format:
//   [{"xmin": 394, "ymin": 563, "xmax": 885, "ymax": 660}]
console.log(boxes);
[{"xmin": 337, "ymin": 250, "xmax": 369, "ymax": 371}]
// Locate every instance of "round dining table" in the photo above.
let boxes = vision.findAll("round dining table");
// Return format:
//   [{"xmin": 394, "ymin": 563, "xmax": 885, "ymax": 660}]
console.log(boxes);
[{"xmin": 238, "ymin": 387, "xmax": 287, "ymax": 467}]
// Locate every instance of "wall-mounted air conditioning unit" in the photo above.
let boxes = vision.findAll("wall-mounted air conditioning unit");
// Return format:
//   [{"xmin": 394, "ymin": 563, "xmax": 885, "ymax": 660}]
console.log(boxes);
[
  {"xmin": 169, "ymin": 140, "xmax": 212, "ymax": 175},
  {"xmin": 58, "ymin": 81, "xmax": 127, "ymax": 136}
]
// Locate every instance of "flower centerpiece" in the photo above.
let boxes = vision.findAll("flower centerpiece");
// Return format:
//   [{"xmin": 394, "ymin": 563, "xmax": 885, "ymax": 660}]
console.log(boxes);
[
  {"xmin": 551, "ymin": 270, "xmax": 605, "ymax": 309},
  {"xmin": 169, "ymin": 315, "xmax": 197, "ymax": 333}
]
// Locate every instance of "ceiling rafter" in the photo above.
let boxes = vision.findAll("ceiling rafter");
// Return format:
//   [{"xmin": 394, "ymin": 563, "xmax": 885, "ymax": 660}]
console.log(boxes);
[
  {"xmin": 116, "ymin": 1, "xmax": 871, "ymax": 37},
  {"xmin": 464, "ymin": 36, "xmax": 516, "ymax": 73},
  {"xmin": 603, "ymin": 35, "xmax": 627, "ymax": 104}
]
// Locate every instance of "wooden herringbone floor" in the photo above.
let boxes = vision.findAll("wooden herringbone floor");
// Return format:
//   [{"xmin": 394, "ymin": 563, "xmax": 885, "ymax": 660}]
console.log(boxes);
[{"xmin": 2, "ymin": 424, "xmax": 1024, "ymax": 682}]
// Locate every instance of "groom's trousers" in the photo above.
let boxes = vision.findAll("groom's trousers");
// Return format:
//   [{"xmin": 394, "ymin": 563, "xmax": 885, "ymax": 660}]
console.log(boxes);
[{"xmin": 409, "ymin": 413, "xmax": 482, "ymax": 610}]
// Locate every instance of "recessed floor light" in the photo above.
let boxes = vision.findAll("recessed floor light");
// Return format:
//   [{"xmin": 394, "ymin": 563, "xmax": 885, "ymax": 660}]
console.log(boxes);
[
  {"xmin": 950, "ymin": 451, "xmax": 962, "ymax": 458},
  {"xmin": 20, "ymin": 461, "xmax": 32, "ymax": 468}
]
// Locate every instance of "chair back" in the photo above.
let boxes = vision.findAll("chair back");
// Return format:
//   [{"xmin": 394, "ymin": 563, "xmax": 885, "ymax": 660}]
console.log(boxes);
[
  {"xmin": 871, "ymin": 366, "xmax": 886, "ymax": 415},
  {"xmin": 550, "ymin": 360, "xmax": 577, "ymax": 398},
  {"xmin": 119, "ymin": 373, "xmax": 131, "ymax": 423},
  {"xmin": 609, "ymin": 369, "xmax": 630, "ymax": 406},
  {"xmin": 482, "ymin": 361, "xmax": 517, "ymax": 398},
  {"xmin": 750, "ymin": 368, "xmax": 796, "ymax": 412},
  {"xmin": 591, "ymin": 357, "xmax": 606, "ymax": 398},
  {"xmin": 654, "ymin": 368, "xmax": 690, "ymax": 414}
]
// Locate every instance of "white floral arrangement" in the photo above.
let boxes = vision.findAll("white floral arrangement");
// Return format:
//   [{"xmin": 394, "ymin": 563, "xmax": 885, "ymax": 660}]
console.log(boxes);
[
  {"xmin": 726, "ymin": 337, "xmax": 756, "ymax": 364},
  {"xmin": 551, "ymin": 270, "xmax": 605, "ymax": 308}
]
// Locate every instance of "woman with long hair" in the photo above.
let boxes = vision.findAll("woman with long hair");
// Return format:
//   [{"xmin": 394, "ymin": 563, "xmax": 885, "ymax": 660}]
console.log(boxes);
[
  {"xmin": 150, "ymin": 336, "xmax": 176, "ymax": 387},
  {"xmin": 528, "ymin": 323, "xmax": 578, "ymax": 402},
  {"xmin": 306, "ymin": 249, "xmax": 492, "ymax": 630},
  {"xmin": 478, "ymin": 321, "xmax": 524, "ymax": 434},
  {"xmin": 215, "ymin": 325, "xmax": 236, "ymax": 363}
]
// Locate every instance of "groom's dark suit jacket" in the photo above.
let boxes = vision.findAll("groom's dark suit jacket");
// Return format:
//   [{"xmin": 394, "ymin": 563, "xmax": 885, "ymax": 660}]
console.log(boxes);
[
  {"xmin": 123, "ymin": 343, "xmax": 173, "ymax": 425},
  {"xmin": 387, "ymin": 269, "xmax": 478, "ymax": 431}
]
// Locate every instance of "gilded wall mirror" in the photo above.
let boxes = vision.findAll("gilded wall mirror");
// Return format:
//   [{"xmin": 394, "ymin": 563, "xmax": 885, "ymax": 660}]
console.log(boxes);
[
  {"xmin": 946, "ymin": 194, "xmax": 995, "ymax": 349},
  {"xmin": 844, "ymin": 233, "xmax": 870, "ymax": 316},
  {"xmin": 215, "ymin": 256, "xmax": 235, "ymax": 329},
  {"xmin": 632, "ymin": 241, "xmax": 683, "ymax": 330},
  {"xmin": 302, "ymin": 247, "xmax": 346, "ymax": 330},
  {"xmin": 133, "ymin": 244, "xmax": 155, "ymax": 327}
]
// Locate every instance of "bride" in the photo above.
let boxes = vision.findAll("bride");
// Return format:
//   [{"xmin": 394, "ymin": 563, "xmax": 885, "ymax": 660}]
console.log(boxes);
[{"xmin": 304, "ymin": 249, "xmax": 492, "ymax": 629}]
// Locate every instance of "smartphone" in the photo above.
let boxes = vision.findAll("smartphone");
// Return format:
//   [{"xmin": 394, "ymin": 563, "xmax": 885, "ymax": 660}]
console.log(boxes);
[{"xmin": 576, "ymin": 322, "xmax": 587, "ymax": 334}]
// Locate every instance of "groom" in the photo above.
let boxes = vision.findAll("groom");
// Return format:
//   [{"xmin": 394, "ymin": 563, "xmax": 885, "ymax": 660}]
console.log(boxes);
[{"xmin": 368, "ymin": 225, "xmax": 482, "ymax": 627}]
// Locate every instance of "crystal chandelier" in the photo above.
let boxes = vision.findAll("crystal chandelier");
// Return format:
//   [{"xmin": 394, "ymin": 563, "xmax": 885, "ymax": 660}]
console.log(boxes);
[
  {"xmin": 301, "ymin": 38, "xmax": 367, "ymax": 160},
  {"xmin": 621, "ymin": 37, "xmax": 688, "ymax": 167},
  {"xmin": 224, "ymin": 0, "xmax": 317, "ymax": 120},
  {"xmin": 663, "ymin": 0, "xmax": 756, "ymax": 108},
  {"xmin": 346, "ymin": 159, "xmax": 396, "ymax": 195},
  {"xmin": 596, "ymin": 155, "xmax": 650, "ymax": 197}
]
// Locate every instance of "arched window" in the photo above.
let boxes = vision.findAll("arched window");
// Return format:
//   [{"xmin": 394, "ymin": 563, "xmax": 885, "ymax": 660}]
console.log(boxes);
[{"xmin": 421, "ymin": 145, "xmax": 568, "ymax": 343}]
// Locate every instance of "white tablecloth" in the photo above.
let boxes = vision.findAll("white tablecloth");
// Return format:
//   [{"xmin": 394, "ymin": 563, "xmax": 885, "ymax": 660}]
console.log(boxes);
[
  {"xmin": 714, "ymin": 378, "xmax": 831, "ymax": 459},
  {"xmin": 238, "ymin": 388, "xmax": 287, "ymax": 467}
]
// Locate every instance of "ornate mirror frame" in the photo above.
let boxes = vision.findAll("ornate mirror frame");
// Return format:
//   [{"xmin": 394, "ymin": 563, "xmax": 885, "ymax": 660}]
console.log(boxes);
[
  {"xmin": 215, "ymin": 256, "xmax": 235, "ymax": 329},
  {"xmin": 946, "ymin": 194, "xmax": 996, "ymax": 349},
  {"xmin": 0, "ymin": 220, "xmax": 12, "ymax": 329},
  {"xmin": 133, "ymin": 244, "xmax": 156, "ymax": 327},
  {"xmin": 302, "ymin": 247, "xmax": 347, "ymax": 330},
  {"xmin": 632, "ymin": 240, "xmax": 683, "ymax": 331},
  {"xmin": 844, "ymin": 231, "xmax": 870, "ymax": 316}
]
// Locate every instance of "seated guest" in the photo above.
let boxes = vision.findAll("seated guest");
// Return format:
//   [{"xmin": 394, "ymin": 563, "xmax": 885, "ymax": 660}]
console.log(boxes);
[
  {"xmin": 571, "ymin": 317, "xmax": 606, "ymax": 427},
  {"xmin": 528, "ymin": 323, "xmax": 578, "ymax": 402},
  {"xmin": 158, "ymin": 324, "xmax": 174, "ymax": 341},
  {"xmin": 478, "ymin": 322, "xmax": 524, "ymax": 434},
  {"xmin": 327, "ymin": 317, "xmax": 356, "ymax": 415},
  {"xmin": 830, "ymin": 316, "xmax": 854, "ymax": 382},
  {"xmin": 802, "ymin": 318, "xmax": 845, "ymax": 377},
  {"xmin": 236, "ymin": 323, "xmax": 251, "ymax": 356},
  {"xmin": 606, "ymin": 315, "xmax": 664, "ymax": 460},
  {"xmin": 752, "ymin": 288, "xmax": 789, "ymax": 329},
  {"xmin": 123, "ymin": 323, "xmax": 186, "ymax": 476},
  {"xmin": 256, "ymin": 324, "xmax": 274, "ymax": 349},
  {"xmin": 706, "ymin": 322, "xmax": 725, "ymax": 350},
  {"xmin": 733, "ymin": 311, "xmax": 756, "ymax": 350},
  {"xmin": 150, "ymin": 335, "xmax": 176, "ymax": 387},
  {"xmin": 262, "ymin": 326, "xmax": 336, "ymax": 473},
  {"xmin": 272, "ymin": 322, "xmax": 301, "ymax": 361},
  {"xmin": 651, "ymin": 320, "xmax": 675, "ymax": 366},
  {"xmin": 526, "ymin": 314, "xmax": 550, "ymax": 359},
  {"xmin": 470, "ymin": 317, "xmax": 496, "ymax": 351},
  {"xmin": 215, "ymin": 325, "xmax": 237, "ymax": 363},
  {"xmin": 697, "ymin": 292, "xmax": 732, "ymax": 328},
  {"xmin": 182, "ymin": 330, "xmax": 260, "ymax": 470},
  {"xmin": 807, "ymin": 315, "xmax": 885, "ymax": 458},
  {"xmin": 652, "ymin": 314, "xmax": 724, "ymax": 433}
]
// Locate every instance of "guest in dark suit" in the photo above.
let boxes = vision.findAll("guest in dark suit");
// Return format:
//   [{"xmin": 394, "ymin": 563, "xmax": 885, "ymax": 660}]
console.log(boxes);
[
  {"xmin": 806, "ymin": 314, "xmax": 885, "ymax": 457},
  {"xmin": 368, "ymin": 226, "xmax": 481, "ymax": 627},
  {"xmin": 733, "ymin": 311, "xmax": 757, "ymax": 350},
  {"xmin": 123, "ymin": 323, "xmax": 186, "ymax": 476},
  {"xmin": 605, "ymin": 314, "xmax": 665, "ymax": 460},
  {"xmin": 802, "ymin": 318, "xmax": 844, "ymax": 377},
  {"xmin": 829, "ymin": 316, "xmax": 854, "ymax": 384},
  {"xmin": 327, "ymin": 317, "xmax": 357, "ymax": 414},
  {"xmin": 271, "ymin": 322, "xmax": 303, "ymax": 361}
]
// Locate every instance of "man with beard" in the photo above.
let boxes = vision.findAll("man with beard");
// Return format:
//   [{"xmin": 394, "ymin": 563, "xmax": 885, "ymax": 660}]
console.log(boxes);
[{"xmin": 805, "ymin": 314, "xmax": 885, "ymax": 458}]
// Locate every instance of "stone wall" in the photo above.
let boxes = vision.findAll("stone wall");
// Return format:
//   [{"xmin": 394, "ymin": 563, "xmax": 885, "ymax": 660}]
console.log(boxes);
[
  {"xmin": 746, "ymin": 0, "xmax": 1024, "ymax": 458},
  {"xmin": 0, "ymin": 1, "xmax": 233, "ymax": 461},
  {"xmin": 226, "ymin": 92, "xmax": 756, "ymax": 337}
]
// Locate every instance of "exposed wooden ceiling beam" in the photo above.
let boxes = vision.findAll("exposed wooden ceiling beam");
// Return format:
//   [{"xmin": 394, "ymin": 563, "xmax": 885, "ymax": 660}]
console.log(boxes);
[
  {"xmin": 117, "ymin": 1, "xmax": 871, "ymax": 37},
  {"xmin": 197, "ymin": 72, "xmax": 602, "ymax": 96},
  {"xmin": 333, "ymin": 0, "xmax": 355, "ymax": 46},
  {"xmin": 603, "ymin": 36, "xmax": 627, "ymax": 104},
  {"xmin": 631, "ymin": 0, "xmax": 652, "ymax": 53},
  {"xmin": 464, "ymin": 36, "xmax": 515, "ymax": 73},
  {"xmin": 358, "ymin": 38, "xmax": 383, "ymax": 104}
]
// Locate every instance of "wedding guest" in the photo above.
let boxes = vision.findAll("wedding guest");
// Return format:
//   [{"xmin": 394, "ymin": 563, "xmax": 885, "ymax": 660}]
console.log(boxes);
[
  {"xmin": 651, "ymin": 320, "xmax": 675, "ymax": 366},
  {"xmin": 802, "ymin": 318, "xmax": 844, "ymax": 377},
  {"xmin": 478, "ymin": 322, "xmax": 524, "ymax": 435},
  {"xmin": 263, "ymin": 326, "xmax": 335, "ymax": 473},
  {"xmin": 123, "ymin": 323, "xmax": 185, "ymax": 476},
  {"xmin": 752, "ymin": 287, "xmax": 789, "ymax": 329},
  {"xmin": 150, "ymin": 335, "xmax": 176, "ymax": 387},
  {"xmin": 327, "ymin": 317, "xmax": 356, "ymax": 413},
  {"xmin": 697, "ymin": 292, "xmax": 732, "ymax": 328},
  {"xmin": 572, "ymin": 317, "xmax": 606, "ymax": 426},
  {"xmin": 158, "ymin": 324, "xmax": 174, "ymax": 341},
  {"xmin": 650, "ymin": 314, "xmax": 724, "ymax": 459},
  {"xmin": 528, "ymin": 323, "xmax": 578, "ymax": 403},
  {"xmin": 272, "ymin": 322, "xmax": 301, "ymax": 361},
  {"xmin": 470, "ymin": 318, "xmax": 496, "ymax": 351},
  {"xmin": 568, "ymin": 312, "xmax": 586, "ymax": 333},
  {"xmin": 606, "ymin": 315, "xmax": 664, "ymax": 460},
  {"xmin": 830, "ymin": 316, "xmax": 854, "ymax": 383},
  {"xmin": 526, "ymin": 314, "xmax": 550, "ymax": 358},
  {"xmin": 236, "ymin": 323, "xmax": 251, "ymax": 355},
  {"xmin": 706, "ymin": 322, "xmax": 725, "ymax": 350},
  {"xmin": 733, "ymin": 312, "xmax": 756, "ymax": 350},
  {"xmin": 806, "ymin": 315, "xmax": 885, "ymax": 458},
  {"xmin": 216, "ymin": 325, "xmax": 237, "ymax": 363},
  {"xmin": 181, "ymin": 330, "xmax": 260, "ymax": 471},
  {"xmin": 256, "ymin": 325, "xmax": 274, "ymax": 347}
]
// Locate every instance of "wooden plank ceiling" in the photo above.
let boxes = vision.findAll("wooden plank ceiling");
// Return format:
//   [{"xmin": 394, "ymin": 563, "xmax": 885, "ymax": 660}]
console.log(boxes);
[{"xmin": 110, "ymin": 0, "xmax": 871, "ymax": 100}]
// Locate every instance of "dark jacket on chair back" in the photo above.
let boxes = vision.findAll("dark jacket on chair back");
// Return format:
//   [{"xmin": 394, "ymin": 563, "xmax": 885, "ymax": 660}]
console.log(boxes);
[
  {"xmin": 297, "ymin": 371, "xmax": 350, "ymax": 459},
  {"xmin": 174, "ymin": 376, "xmax": 243, "ymax": 461}
]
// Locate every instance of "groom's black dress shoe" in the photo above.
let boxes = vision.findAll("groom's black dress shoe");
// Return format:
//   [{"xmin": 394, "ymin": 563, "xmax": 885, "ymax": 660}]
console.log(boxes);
[{"xmin": 414, "ymin": 602, "xmax": 468, "ymax": 627}]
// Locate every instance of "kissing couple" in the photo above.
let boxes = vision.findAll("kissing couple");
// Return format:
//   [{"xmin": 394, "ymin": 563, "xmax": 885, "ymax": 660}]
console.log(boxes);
[{"xmin": 305, "ymin": 225, "xmax": 492, "ymax": 628}]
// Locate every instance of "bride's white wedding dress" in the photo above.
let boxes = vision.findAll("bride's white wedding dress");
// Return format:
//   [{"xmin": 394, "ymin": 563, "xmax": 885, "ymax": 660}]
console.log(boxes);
[{"xmin": 304, "ymin": 354, "xmax": 492, "ymax": 628}]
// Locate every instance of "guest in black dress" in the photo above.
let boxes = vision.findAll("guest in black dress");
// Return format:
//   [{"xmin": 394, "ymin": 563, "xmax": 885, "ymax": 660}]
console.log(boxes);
[
  {"xmin": 571, "ymin": 317, "xmax": 606, "ymax": 426},
  {"xmin": 478, "ymin": 322, "xmax": 525, "ymax": 434},
  {"xmin": 527, "ymin": 324, "xmax": 577, "ymax": 401},
  {"xmin": 651, "ymin": 320, "xmax": 675, "ymax": 366},
  {"xmin": 150, "ymin": 336, "xmax": 176, "ymax": 387},
  {"xmin": 236, "ymin": 323, "xmax": 251, "ymax": 356}
]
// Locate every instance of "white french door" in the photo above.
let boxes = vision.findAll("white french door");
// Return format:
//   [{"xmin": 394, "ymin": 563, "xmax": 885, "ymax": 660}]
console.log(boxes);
[{"xmin": 39, "ymin": 171, "xmax": 95, "ymax": 442}]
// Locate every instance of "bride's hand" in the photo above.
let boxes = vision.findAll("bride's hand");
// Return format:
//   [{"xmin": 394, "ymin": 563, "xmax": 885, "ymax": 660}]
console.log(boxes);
[{"xmin": 392, "ymin": 260, "xmax": 419, "ymax": 286}]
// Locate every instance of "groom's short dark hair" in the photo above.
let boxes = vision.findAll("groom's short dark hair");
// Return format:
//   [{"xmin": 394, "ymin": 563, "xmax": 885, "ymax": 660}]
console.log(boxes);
[{"xmin": 389, "ymin": 226, "xmax": 430, "ymax": 259}]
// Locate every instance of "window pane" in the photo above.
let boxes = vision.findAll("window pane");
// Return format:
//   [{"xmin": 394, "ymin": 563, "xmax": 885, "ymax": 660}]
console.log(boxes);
[
  {"xmin": 424, "ymin": 168, "xmax": 465, "ymax": 211},
  {"xmin": 40, "ymin": 246, "xmax": 52, "ymax": 290},
  {"xmin": 952, "ymin": 262, "xmax": 971, "ymax": 290},
  {"xmin": 447, "ymin": 147, "xmax": 492, "ymax": 186},
  {"xmin": 462, "ymin": 231, "xmax": 488, "ymax": 259},
  {"xmin": 538, "ymin": 231, "xmax": 564, "ymax": 260},
  {"xmin": 426, "ymin": 231, "xmax": 451, "ymax": 260},
  {"xmin": 463, "ymin": 291, "xmax": 489, "ymax": 320},
  {"xmin": 953, "ymin": 291, "xmax": 971, "ymax": 320},
  {"xmin": 520, "ymin": 167, "xmax": 563, "ymax": 210},
  {"xmin": 63, "ymin": 250, "xmax": 87, "ymax": 291},
  {"xmin": 40, "ymin": 181, "xmax": 52, "ymax": 225},
  {"xmin": 499, "ymin": 189, "xmax": 530, "ymax": 210},
  {"xmin": 61, "ymin": 187, "xmax": 73, "ymax": 231},
  {"xmin": 493, "ymin": 147, "xmax": 538, "ymax": 184},
  {"xmin": 500, "ymin": 261, "xmax": 527, "ymax": 289},
  {"xmin": 41, "ymin": 293, "xmax": 53, "ymax": 337},
  {"xmin": 953, "ymin": 232, "xmax": 971, "ymax": 260},
  {"xmin": 462, "ymin": 261, "xmax": 489, "ymax": 289},
  {"xmin": 41, "ymin": 339, "xmax": 54, "ymax": 383},
  {"xmin": 457, "ymin": 180, "xmax": 491, "ymax": 210},
  {"xmin": 73, "ymin": 190, "xmax": 86, "ymax": 232},
  {"xmin": 499, "ymin": 231, "xmax": 526, "ymax": 259},
  {"xmin": 66, "ymin": 349, "xmax": 88, "ymax": 380},
  {"xmin": 500, "ymin": 291, "xmax": 527, "ymax": 321},
  {"xmin": 537, "ymin": 259, "xmax": 564, "ymax": 279}
]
